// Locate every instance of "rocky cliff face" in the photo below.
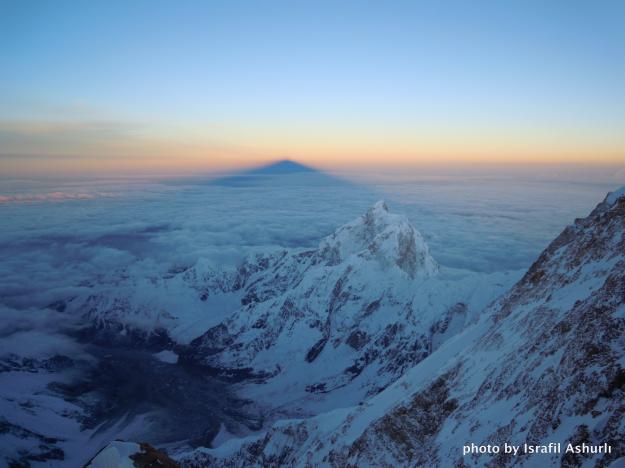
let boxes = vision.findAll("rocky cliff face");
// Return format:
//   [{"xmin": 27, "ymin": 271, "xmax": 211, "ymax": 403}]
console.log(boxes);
[{"xmin": 179, "ymin": 188, "xmax": 625, "ymax": 467}]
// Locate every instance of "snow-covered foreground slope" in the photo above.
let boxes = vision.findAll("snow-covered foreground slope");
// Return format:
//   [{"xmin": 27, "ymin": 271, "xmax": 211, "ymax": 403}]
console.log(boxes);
[{"xmin": 179, "ymin": 188, "xmax": 625, "ymax": 467}]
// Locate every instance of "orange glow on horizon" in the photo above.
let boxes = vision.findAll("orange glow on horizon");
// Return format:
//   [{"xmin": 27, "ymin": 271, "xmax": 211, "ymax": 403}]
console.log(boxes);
[{"xmin": 1, "ymin": 119, "xmax": 624, "ymax": 176}]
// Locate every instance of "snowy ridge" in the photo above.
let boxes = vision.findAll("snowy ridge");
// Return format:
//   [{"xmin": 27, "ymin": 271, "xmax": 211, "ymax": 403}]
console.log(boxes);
[
  {"xmin": 87, "ymin": 441, "xmax": 140, "ymax": 468},
  {"xmin": 179, "ymin": 188, "xmax": 625, "ymax": 466},
  {"xmin": 87, "ymin": 440, "xmax": 177, "ymax": 467},
  {"xmin": 606, "ymin": 185, "xmax": 625, "ymax": 206}
]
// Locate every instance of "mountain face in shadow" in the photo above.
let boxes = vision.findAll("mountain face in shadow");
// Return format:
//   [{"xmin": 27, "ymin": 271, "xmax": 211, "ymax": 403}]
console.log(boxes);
[
  {"xmin": 244, "ymin": 159, "xmax": 316, "ymax": 175},
  {"xmin": 209, "ymin": 159, "xmax": 346, "ymax": 187}
]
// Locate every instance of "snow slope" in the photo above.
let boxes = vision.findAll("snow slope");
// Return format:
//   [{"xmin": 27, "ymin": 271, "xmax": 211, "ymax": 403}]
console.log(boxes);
[{"xmin": 87, "ymin": 440, "xmax": 177, "ymax": 467}]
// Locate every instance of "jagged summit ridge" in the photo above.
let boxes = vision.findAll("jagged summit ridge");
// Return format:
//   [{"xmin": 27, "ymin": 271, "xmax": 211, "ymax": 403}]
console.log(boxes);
[{"xmin": 318, "ymin": 200, "xmax": 438, "ymax": 278}]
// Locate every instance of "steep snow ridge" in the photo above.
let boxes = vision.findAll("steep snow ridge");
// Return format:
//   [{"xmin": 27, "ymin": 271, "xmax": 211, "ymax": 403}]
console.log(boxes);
[
  {"xmin": 179, "ymin": 189, "xmax": 625, "ymax": 466},
  {"xmin": 87, "ymin": 441, "xmax": 139, "ymax": 468}
]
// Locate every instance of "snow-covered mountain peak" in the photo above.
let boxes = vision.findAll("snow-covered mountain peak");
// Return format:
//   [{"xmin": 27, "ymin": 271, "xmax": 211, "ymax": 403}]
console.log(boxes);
[
  {"xmin": 318, "ymin": 200, "xmax": 438, "ymax": 278},
  {"xmin": 606, "ymin": 185, "xmax": 625, "ymax": 206},
  {"xmin": 367, "ymin": 199, "xmax": 390, "ymax": 215}
]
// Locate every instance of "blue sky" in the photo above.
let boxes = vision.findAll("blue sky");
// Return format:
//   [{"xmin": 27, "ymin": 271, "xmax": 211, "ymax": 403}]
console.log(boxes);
[{"xmin": 1, "ymin": 0, "xmax": 624, "ymax": 173}]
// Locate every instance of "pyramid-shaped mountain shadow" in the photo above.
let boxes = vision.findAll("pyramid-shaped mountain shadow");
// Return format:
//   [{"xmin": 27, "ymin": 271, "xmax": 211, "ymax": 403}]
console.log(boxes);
[{"xmin": 208, "ymin": 159, "xmax": 350, "ymax": 187}]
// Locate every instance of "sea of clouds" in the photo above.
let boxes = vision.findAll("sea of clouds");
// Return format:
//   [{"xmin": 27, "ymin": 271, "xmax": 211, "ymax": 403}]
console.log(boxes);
[{"xmin": 1, "ymin": 167, "xmax": 622, "ymax": 316}]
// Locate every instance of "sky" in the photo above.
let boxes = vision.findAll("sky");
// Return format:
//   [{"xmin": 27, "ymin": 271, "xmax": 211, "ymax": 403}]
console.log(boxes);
[{"xmin": 1, "ymin": 0, "xmax": 625, "ymax": 175}]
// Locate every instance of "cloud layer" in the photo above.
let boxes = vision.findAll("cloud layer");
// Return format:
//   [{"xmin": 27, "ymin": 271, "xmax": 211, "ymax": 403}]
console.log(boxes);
[{"xmin": 0, "ymin": 170, "xmax": 620, "ymax": 314}]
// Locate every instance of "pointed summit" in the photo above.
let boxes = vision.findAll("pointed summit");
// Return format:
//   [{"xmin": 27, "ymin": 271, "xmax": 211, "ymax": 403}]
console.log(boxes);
[
  {"xmin": 318, "ymin": 200, "xmax": 438, "ymax": 278},
  {"xmin": 209, "ymin": 159, "xmax": 345, "ymax": 187},
  {"xmin": 368, "ymin": 200, "xmax": 389, "ymax": 213}
]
